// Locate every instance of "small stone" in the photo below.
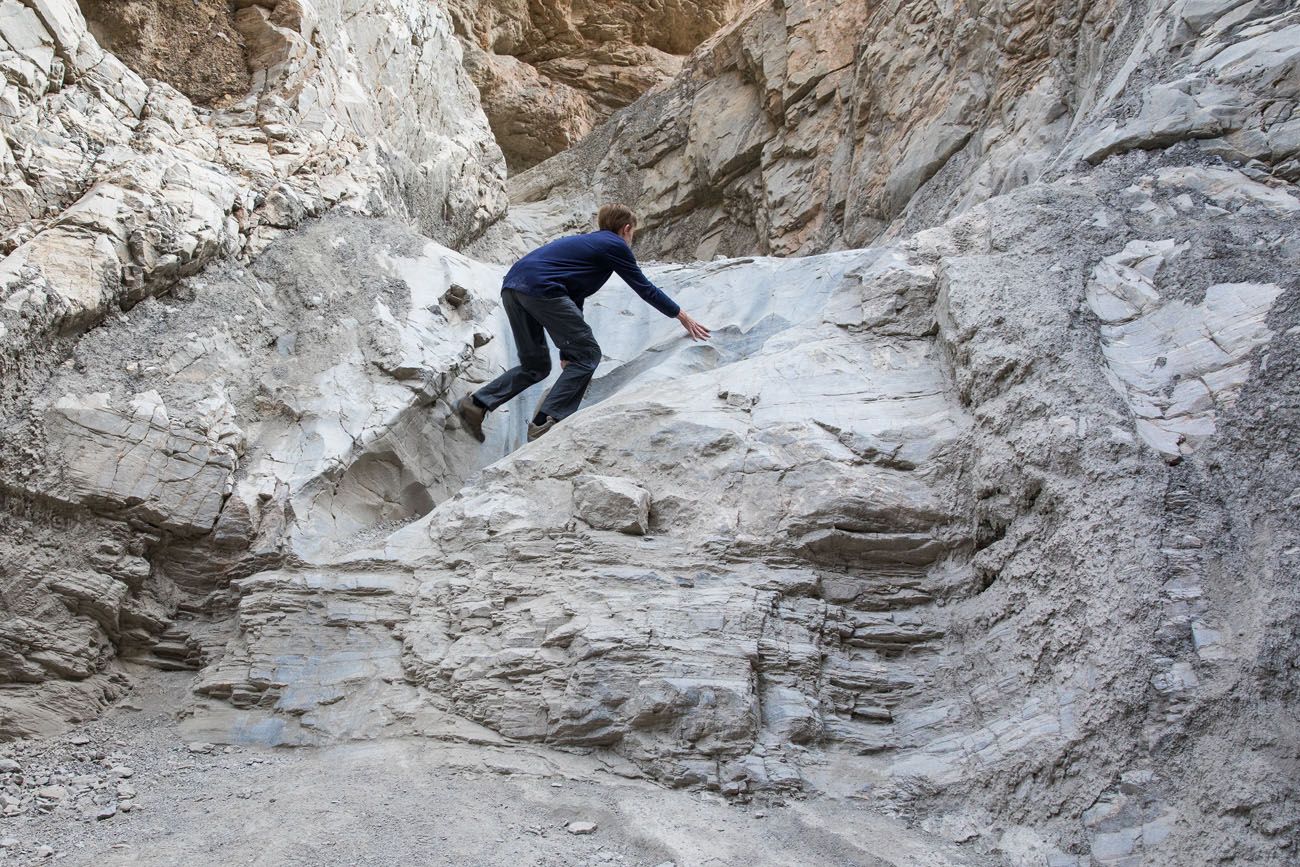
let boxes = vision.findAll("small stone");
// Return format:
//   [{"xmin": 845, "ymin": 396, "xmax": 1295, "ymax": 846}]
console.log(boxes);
[
  {"xmin": 95, "ymin": 803, "xmax": 117, "ymax": 820},
  {"xmin": 36, "ymin": 786, "xmax": 67, "ymax": 801},
  {"xmin": 119, "ymin": 800, "xmax": 134, "ymax": 813},
  {"xmin": 0, "ymin": 759, "xmax": 19, "ymax": 773},
  {"xmin": 69, "ymin": 735, "xmax": 90, "ymax": 746},
  {"xmin": 37, "ymin": 845, "xmax": 54, "ymax": 858},
  {"xmin": 566, "ymin": 821, "xmax": 598, "ymax": 835},
  {"xmin": 109, "ymin": 766, "xmax": 134, "ymax": 779},
  {"xmin": 187, "ymin": 742, "xmax": 214, "ymax": 755},
  {"xmin": 0, "ymin": 838, "xmax": 19, "ymax": 848}
]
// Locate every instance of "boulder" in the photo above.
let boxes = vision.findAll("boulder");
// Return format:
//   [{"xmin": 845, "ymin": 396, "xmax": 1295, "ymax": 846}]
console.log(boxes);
[{"xmin": 572, "ymin": 475, "xmax": 652, "ymax": 535}]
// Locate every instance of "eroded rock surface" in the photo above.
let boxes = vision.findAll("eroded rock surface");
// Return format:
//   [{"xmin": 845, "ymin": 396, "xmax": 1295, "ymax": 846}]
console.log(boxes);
[
  {"xmin": 178, "ymin": 160, "xmax": 1299, "ymax": 864},
  {"xmin": 0, "ymin": 0, "xmax": 508, "ymax": 377},
  {"xmin": 1, "ymin": 0, "xmax": 1298, "ymax": 865}
]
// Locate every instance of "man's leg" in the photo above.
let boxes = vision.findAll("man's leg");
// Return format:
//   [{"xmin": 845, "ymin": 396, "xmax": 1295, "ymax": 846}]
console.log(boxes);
[
  {"xmin": 515, "ymin": 293, "xmax": 601, "ymax": 421},
  {"xmin": 472, "ymin": 289, "xmax": 552, "ymax": 411}
]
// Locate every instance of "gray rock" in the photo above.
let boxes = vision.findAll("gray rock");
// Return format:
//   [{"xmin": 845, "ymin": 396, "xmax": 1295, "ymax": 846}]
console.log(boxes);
[
  {"xmin": 572, "ymin": 474, "xmax": 652, "ymax": 535},
  {"xmin": 565, "ymin": 821, "xmax": 598, "ymax": 835}
]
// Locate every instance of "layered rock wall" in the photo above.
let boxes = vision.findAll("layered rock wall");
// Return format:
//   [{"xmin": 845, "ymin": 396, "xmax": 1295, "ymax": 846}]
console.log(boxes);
[
  {"xmin": 0, "ymin": 0, "xmax": 508, "ymax": 378},
  {"xmin": 178, "ymin": 160, "xmax": 1300, "ymax": 864},
  {"xmin": 510, "ymin": 0, "xmax": 1300, "ymax": 260},
  {"xmin": 0, "ymin": 0, "xmax": 512, "ymax": 738}
]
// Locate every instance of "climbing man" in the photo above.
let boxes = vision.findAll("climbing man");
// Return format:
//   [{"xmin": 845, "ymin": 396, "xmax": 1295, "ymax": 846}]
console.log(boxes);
[{"xmin": 456, "ymin": 204, "xmax": 711, "ymax": 442}]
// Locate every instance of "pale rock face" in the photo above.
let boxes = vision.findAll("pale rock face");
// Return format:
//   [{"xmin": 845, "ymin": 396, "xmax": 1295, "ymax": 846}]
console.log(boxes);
[
  {"xmin": 1, "ymin": 214, "xmax": 522, "ymax": 737},
  {"xmin": 0, "ymin": 0, "xmax": 512, "ymax": 733},
  {"xmin": 164, "ymin": 163, "xmax": 1300, "ymax": 866},
  {"xmin": 1086, "ymin": 228, "xmax": 1283, "ymax": 457},
  {"xmin": 0, "ymin": 0, "xmax": 508, "ymax": 373}
]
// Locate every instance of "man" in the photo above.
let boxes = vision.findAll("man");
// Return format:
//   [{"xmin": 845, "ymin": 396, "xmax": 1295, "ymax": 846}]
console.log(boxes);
[{"xmin": 456, "ymin": 204, "xmax": 711, "ymax": 442}]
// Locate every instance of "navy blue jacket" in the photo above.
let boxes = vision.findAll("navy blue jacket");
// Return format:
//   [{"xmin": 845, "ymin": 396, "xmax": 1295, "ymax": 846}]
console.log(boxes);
[{"xmin": 502, "ymin": 230, "xmax": 681, "ymax": 318}]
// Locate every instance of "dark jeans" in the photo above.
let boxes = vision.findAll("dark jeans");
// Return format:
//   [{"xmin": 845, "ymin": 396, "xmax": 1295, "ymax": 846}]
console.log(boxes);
[{"xmin": 473, "ymin": 288, "xmax": 601, "ymax": 421}]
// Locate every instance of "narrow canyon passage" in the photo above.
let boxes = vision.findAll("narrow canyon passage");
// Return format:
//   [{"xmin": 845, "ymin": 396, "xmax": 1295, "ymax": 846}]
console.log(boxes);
[{"xmin": 1, "ymin": 0, "xmax": 1298, "ymax": 865}]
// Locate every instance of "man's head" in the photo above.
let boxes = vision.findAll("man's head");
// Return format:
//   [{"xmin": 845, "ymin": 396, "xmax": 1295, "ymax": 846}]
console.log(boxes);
[{"xmin": 598, "ymin": 203, "xmax": 637, "ymax": 244}]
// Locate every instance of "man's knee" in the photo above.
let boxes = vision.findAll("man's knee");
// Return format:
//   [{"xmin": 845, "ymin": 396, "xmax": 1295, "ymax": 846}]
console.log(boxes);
[{"xmin": 564, "ymin": 338, "xmax": 601, "ymax": 371}]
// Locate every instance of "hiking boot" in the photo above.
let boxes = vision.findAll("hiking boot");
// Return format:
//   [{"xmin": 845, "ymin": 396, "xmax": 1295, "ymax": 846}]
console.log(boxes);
[
  {"xmin": 527, "ymin": 416, "xmax": 557, "ymax": 442},
  {"xmin": 456, "ymin": 395, "xmax": 486, "ymax": 442}
]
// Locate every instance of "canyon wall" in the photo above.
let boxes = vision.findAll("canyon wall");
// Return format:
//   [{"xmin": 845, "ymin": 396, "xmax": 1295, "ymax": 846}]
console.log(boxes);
[
  {"xmin": 0, "ymin": 0, "xmax": 1297, "ymax": 864},
  {"xmin": 509, "ymin": 0, "xmax": 1300, "ymax": 261}
]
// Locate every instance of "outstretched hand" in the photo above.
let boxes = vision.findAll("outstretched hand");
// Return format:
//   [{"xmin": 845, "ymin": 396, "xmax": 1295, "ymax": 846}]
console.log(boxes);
[{"xmin": 677, "ymin": 310, "xmax": 711, "ymax": 341}]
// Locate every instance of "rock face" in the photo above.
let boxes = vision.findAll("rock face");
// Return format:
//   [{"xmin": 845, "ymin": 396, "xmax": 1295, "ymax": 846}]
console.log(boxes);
[
  {"xmin": 186, "ymin": 162, "xmax": 1297, "ymax": 865},
  {"xmin": 446, "ymin": 0, "xmax": 745, "ymax": 172},
  {"xmin": 0, "ymin": 0, "xmax": 508, "ymax": 378},
  {"xmin": 0, "ymin": 0, "xmax": 512, "ymax": 738},
  {"xmin": 509, "ymin": 0, "xmax": 1300, "ymax": 261},
  {"xmin": 76, "ymin": 0, "xmax": 251, "ymax": 106},
  {"xmin": 2, "ymin": 0, "xmax": 1299, "ymax": 866},
  {"xmin": 1, "ymin": 213, "xmax": 523, "ymax": 737}
]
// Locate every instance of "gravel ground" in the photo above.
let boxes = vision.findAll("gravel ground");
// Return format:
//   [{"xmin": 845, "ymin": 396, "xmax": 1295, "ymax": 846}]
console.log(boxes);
[{"xmin": 0, "ymin": 673, "xmax": 986, "ymax": 867}]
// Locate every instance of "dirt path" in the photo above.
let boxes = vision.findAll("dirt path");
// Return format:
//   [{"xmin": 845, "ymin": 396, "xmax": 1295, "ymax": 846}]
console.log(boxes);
[{"xmin": 0, "ymin": 674, "xmax": 989, "ymax": 867}]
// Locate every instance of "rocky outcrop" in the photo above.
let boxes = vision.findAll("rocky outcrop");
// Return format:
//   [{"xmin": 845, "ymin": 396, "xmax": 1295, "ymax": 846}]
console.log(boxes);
[
  {"xmin": 0, "ymin": 0, "xmax": 512, "ymax": 737},
  {"xmin": 0, "ymin": 214, "xmax": 525, "ymax": 738},
  {"xmin": 509, "ymin": 0, "xmax": 1300, "ymax": 261},
  {"xmin": 75, "ymin": 0, "xmax": 251, "ymax": 106},
  {"xmin": 183, "ymin": 158, "xmax": 1298, "ymax": 864},
  {"xmin": 1, "ymin": 0, "xmax": 1298, "ymax": 865},
  {"xmin": 446, "ymin": 0, "xmax": 745, "ymax": 171}
]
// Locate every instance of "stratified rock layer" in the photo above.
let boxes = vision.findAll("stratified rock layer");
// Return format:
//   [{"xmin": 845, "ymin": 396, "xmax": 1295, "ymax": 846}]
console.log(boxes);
[
  {"xmin": 509, "ymin": 0, "xmax": 1300, "ymax": 260},
  {"xmin": 0, "ymin": 0, "xmax": 511, "ymax": 739},
  {"xmin": 187, "ymin": 162, "xmax": 1299, "ymax": 864}
]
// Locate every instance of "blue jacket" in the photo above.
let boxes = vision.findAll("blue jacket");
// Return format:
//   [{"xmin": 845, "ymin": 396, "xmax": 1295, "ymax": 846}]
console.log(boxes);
[{"xmin": 502, "ymin": 230, "xmax": 681, "ymax": 318}]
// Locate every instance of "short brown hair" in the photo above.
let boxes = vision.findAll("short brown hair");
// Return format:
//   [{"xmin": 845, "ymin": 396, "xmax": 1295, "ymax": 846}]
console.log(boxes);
[{"xmin": 597, "ymin": 203, "xmax": 637, "ymax": 234}]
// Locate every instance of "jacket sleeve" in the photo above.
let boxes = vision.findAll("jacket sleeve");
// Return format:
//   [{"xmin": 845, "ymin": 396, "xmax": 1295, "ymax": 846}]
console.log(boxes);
[{"xmin": 606, "ymin": 240, "xmax": 681, "ymax": 318}]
